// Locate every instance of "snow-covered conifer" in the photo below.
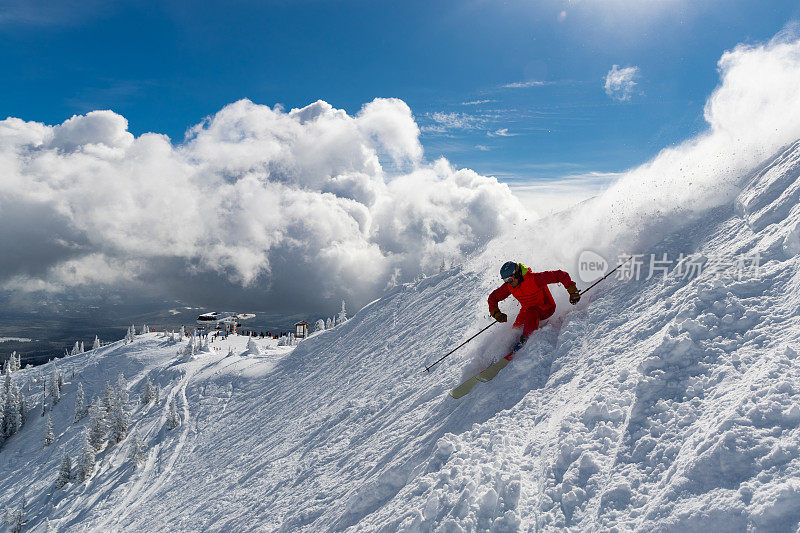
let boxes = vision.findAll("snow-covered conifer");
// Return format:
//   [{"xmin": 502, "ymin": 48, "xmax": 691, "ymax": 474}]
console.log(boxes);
[
  {"xmin": 4, "ymin": 382, "xmax": 21, "ymax": 437},
  {"xmin": 128, "ymin": 430, "xmax": 147, "ymax": 466},
  {"xmin": 117, "ymin": 373, "xmax": 128, "ymax": 405},
  {"xmin": 109, "ymin": 397, "xmax": 129, "ymax": 444},
  {"xmin": 326, "ymin": 317, "xmax": 333, "ymax": 329},
  {"xmin": 154, "ymin": 385, "xmax": 161, "ymax": 404},
  {"xmin": 88, "ymin": 399, "xmax": 106, "ymax": 451},
  {"xmin": 102, "ymin": 381, "xmax": 115, "ymax": 413},
  {"xmin": 165, "ymin": 400, "xmax": 180, "ymax": 430},
  {"xmin": 80, "ymin": 341, "xmax": 84, "ymax": 353},
  {"xmin": 55, "ymin": 453, "xmax": 71, "ymax": 489},
  {"xmin": 246, "ymin": 337, "xmax": 261, "ymax": 355},
  {"xmin": 43, "ymin": 414, "xmax": 54, "ymax": 447},
  {"xmin": 71, "ymin": 341, "xmax": 79, "ymax": 356},
  {"xmin": 92, "ymin": 335, "xmax": 100, "ymax": 350},
  {"xmin": 74, "ymin": 383, "xmax": 86, "ymax": 423},
  {"xmin": 75, "ymin": 431, "xmax": 95, "ymax": 482},
  {"xmin": 338, "ymin": 300, "xmax": 348, "ymax": 324},
  {"xmin": 315, "ymin": 319, "xmax": 326, "ymax": 332},
  {"xmin": 49, "ymin": 368, "xmax": 61, "ymax": 405},
  {"xmin": 141, "ymin": 377, "xmax": 155, "ymax": 405}
]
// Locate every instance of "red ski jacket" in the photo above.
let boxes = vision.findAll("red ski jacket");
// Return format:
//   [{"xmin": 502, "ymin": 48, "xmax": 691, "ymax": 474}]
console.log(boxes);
[{"xmin": 488, "ymin": 264, "xmax": 576, "ymax": 316}]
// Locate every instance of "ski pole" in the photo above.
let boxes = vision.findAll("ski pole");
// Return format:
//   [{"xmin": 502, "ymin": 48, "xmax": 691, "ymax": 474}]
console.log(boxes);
[
  {"xmin": 579, "ymin": 255, "xmax": 634, "ymax": 296},
  {"xmin": 424, "ymin": 321, "xmax": 498, "ymax": 373}
]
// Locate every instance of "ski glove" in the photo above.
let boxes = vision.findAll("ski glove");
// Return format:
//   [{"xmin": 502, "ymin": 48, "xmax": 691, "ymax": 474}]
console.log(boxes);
[
  {"xmin": 567, "ymin": 285, "xmax": 581, "ymax": 305},
  {"xmin": 490, "ymin": 309, "xmax": 507, "ymax": 323}
]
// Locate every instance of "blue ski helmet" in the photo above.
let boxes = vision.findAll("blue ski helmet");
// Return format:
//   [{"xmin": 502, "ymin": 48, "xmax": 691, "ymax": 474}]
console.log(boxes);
[{"xmin": 500, "ymin": 261, "xmax": 518, "ymax": 280}]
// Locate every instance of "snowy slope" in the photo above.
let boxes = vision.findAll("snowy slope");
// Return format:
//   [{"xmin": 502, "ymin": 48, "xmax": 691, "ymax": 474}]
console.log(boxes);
[{"xmin": 3, "ymin": 140, "xmax": 800, "ymax": 532}]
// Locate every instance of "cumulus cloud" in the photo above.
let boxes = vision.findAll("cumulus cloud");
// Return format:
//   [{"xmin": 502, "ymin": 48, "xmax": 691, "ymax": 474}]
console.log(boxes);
[
  {"xmin": 0, "ymin": 98, "xmax": 524, "ymax": 313},
  {"xmin": 604, "ymin": 65, "xmax": 640, "ymax": 101}
]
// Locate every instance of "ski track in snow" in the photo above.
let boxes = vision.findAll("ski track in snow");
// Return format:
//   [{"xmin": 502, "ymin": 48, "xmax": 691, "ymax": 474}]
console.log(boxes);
[{"xmin": 3, "ymin": 140, "xmax": 800, "ymax": 531}]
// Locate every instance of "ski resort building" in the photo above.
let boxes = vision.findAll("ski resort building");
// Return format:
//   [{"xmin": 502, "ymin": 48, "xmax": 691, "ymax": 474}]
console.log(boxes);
[{"xmin": 294, "ymin": 321, "xmax": 309, "ymax": 338}]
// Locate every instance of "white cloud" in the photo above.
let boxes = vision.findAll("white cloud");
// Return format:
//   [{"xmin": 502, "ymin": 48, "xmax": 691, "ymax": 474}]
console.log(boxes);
[
  {"xmin": 502, "ymin": 80, "xmax": 547, "ymax": 89},
  {"xmin": 475, "ymin": 145, "xmax": 491, "ymax": 151},
  {"xmin": 487, "ymin": 128, "xmax": 516, "ymax": 137},
  {"xmin": 0, "ymin": 98, "xmax": 524, "ymax": 312},
  {"xmin": 423, "ymin": 112, "xmax": 483, "ymax": 133},
  {"xmin": 461, "ymin": 99, "xmax": 494, "ymax": 106},
  {"xmin": 604, "ymin": 65, "xmax": 640, "ymax": 101}
]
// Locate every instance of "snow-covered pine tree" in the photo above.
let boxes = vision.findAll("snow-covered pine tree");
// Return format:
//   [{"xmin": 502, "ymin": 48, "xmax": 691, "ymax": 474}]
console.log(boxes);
[
  {"xmin": 338, "ymin": 300, "xmax": 348, "ymax": 324},
  {"xmin": 40, "ymin": 399, "xmax": 46, "ymax": 418},
  {"xmin": 7, "ymin": 500, "xmax": 24, "ymax": 533},
  {"xmin": 165, "ymin": 400, "xmax": 180, "ymax": 430},
  {"xmin": 154, "ymin": 385, "xmax": 161, "ymax": 404},
  {"xmin": 55, "ymin": 453, "xmax": 71, "ymax": 489},
  {"xmin": 74, "ymin": 383, "xmax": 86, "ymax": 423},
  {"xmin": 92, "ymin": 335, "xmax": 100, "ymax": 350},
  {"xmin": 3, "ymin": 382, "xmax": 21, "ymax": 437},
  {"xmin": 246, "ymin": 337, "xmax": 260, "ymax": 355},
  {"xmin": 75, "ymin": 431, "xmax": 95, "ymax": 482},
  {"xmin": 128, "ymin": 430, "xmax": 147, "ymax": 466},
  {"xmin": 43, "ymin": 414, "xmax": 54, "ymax": 447},
  {"xmin": 80, "ymin": 341, "xmax": 84, "ymax": 353},
  {"xmin": 141, "ymin": 377, "xmax": 155, "ymax": 405},
  {"xmin": 326, "ymin": 317, "xmax": 333, "ymax": 329},
  {"xmin": 117, "ymin": 373, "xmax": 128, "ymax": 405},
  {"xmin": 71, "ymin": 341, "xmax": 79, "ymax": 356},
  {"xmin": 102, "ymin": 381, "xmax": 115, "ymax": 413},
  {"xmin": 87, "ymin": 399, "xmax": 106, "ymax": 451},
  {"xmin": 49, "ymin": 368, "xmax": 61, "ymax": 405},
  {"xmin": 315, "ymin": 319, "xmax": 326, "ymax": 332},
  {"xmin": 108, "ymin": 398, "xmax": 129, "ymax": 444},
  {"xmin": 57, "ymin": 370, "xmax": 64, "ymax": 392}
]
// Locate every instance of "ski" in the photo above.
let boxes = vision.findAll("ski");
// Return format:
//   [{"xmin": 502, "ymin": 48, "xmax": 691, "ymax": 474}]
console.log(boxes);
[{"xmin": 449, "ymin": 350, "xmax": 515, "ymax": 399}]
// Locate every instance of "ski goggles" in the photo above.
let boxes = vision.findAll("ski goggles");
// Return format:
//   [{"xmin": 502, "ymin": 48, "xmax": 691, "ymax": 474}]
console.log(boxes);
[{"xmin": 504, "ymin": 275, "xmax": 516, "ymax": 284}]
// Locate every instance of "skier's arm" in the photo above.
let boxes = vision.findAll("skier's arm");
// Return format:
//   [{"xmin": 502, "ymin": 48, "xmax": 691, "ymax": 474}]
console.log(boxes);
[
  {"xmin": 533, "ymin": 270, "xmax": 576, "ymax": 289},
  {"xmin": 534, "ymin": 270, "xmax": 581, "ymax": 304},
  {"xmin": 488, "ymin": 284, "xmax": 511, "ymax": 315}
]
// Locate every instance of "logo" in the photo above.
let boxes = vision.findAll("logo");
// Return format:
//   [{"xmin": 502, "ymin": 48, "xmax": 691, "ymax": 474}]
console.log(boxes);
[{"xmin": 577, "ymin": 250, "xmax": 609, "ymax": 283}]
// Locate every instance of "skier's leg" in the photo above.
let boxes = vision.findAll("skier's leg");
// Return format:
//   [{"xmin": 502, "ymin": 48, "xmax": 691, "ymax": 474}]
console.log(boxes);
[{"xmin": 512, "ymin": 308, "xmax": 541, "ymax": 350}]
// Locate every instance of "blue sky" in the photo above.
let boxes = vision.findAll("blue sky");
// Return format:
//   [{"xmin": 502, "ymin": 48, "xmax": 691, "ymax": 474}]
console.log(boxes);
[{"xmin": 2, "ymin": 0, "xmax": 799, "ymax": 189}]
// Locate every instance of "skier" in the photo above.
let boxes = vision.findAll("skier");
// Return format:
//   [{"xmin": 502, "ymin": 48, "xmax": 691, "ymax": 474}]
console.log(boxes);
[{"xmin": 488, "ymin": 261, "xmax": 581, "ymax": 351}]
